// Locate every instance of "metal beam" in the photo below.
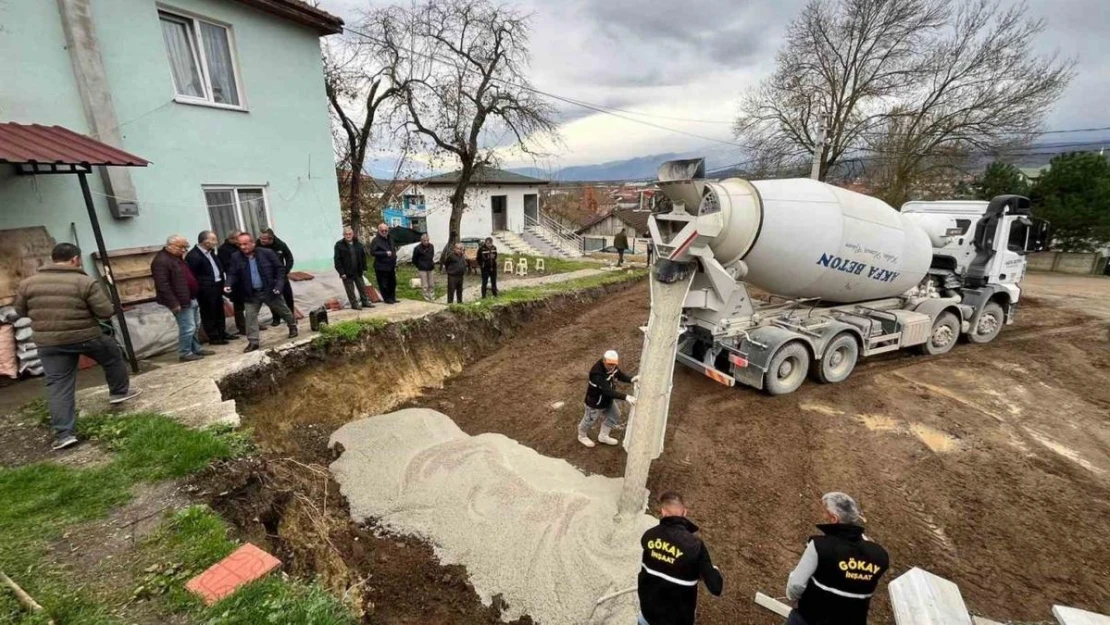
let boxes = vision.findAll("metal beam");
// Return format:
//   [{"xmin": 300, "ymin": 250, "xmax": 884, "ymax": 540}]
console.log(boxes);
[{"xmin": 78, "ymin": 172, "xmax": 139, "ymax": 373}]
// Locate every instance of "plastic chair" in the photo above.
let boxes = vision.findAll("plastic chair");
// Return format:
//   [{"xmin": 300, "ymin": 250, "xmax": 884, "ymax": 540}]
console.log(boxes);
[
  {"xmin": 516, "ymin": 258, "xmax": 529, "ymax": 276},
  {"xmin": 504, "ymin": 258, "xmax": 515, "ymax": 274},
  {"xmin": 534, "ymin": 258, "xmax": 545, "ymax": 273}
]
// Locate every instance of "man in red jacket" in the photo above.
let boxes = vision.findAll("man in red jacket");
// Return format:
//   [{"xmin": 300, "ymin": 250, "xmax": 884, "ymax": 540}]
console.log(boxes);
[{"xmin": 151, "ymin": 234, "xmax": 212, "ymax": 362}]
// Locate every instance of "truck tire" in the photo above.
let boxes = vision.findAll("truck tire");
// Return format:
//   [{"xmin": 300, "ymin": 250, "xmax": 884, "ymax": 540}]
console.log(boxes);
[
  {"xmin": 764, "ymin": 342, "xmax": 810, "ymax": 396},
  {"xmin": 922, "ymin": 311, "xmax": 960, "ymax": 356},
  {"xmin": 967, "ymin": 301, "xmax": 1005, "ymax": 344},
  {"xmin": 812, "ymin": 333, "xmax": 858, "ymax": 384}
]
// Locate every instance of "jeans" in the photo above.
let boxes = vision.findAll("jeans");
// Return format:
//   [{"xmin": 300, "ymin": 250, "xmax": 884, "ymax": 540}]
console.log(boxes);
[
  {"xmin": 39, "ymin": 335, "xmax": 130, "ymax": 438},
  {"xmin": 341, "ymin": 274, "xmax": 371, "ymax": 308},
  {"xmin": 578, "ymin": 403, "xmax": 620, "ymax": 436},
  {"xmin": 418, "ymin": 270, "xmax": 435, "ymax": 300},
  {"xmin": 447, "ymin": 274, "xmax": 464, "ymax": 303},
  {"xmin": 375, "ymin": 269, "xmax": 397, "ymax": 302},
  {"xmin": 173, "ymin": 300, "xmax": 203, "ymax": 356},
  {"xmin": 244, "ymin": 289, "xmax": 295, "ymax": 342},
  {"xmin": 618, "ymin": 249, "xmax": 625, "ymax": 265},
  {"xmin": 481, "ymin": 268, "xmax": 498, "ymax": 298}
]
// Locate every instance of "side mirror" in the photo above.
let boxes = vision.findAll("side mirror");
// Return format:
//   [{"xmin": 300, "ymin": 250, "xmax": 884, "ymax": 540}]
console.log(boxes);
[{"xmin": 1027, "ymin": 218, "xmax": 1050, "ymax": 252}]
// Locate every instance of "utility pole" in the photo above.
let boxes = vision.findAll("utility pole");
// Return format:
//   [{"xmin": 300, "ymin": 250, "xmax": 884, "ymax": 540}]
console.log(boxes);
[{"xmin": 810, "ymin": 113, "xmax": 829, "ymax": 181}]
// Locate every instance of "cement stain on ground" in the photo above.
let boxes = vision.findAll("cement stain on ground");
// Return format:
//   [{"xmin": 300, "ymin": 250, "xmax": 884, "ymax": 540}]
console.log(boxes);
[
  {"xmin": 799, "ymin": 403, "xmax": 846, "ymax": 417},
  {"xmin": 909, "ymin": 423, "xmax": 960, "ymax": 453},
  {"xmin": 856, "ymin": 414, "xmax": 900, "ymax": 432},
  {"xmin": 1025, "ymin": 429, "xmax": 1107, "ymax": 477}
]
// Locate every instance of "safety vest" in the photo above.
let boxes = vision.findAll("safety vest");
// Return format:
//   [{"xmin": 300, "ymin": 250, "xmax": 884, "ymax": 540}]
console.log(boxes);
[{"xmin": 797, "ymin": 524, "xmax": 889, "ymax": 625}]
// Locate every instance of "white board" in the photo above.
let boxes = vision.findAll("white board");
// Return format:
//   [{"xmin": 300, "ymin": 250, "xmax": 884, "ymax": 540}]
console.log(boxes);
[
  {"xmin": 888, "ymin": 568, "xmax": 972, "ymax": 625},
  {"xmin": 1054, "ymin": 605, "xmax": 1110, "ymax": 625}
]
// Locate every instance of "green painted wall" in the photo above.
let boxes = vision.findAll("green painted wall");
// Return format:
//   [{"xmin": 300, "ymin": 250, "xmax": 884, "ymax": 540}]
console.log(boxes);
[{"xmin": 0, "ymin": 0, "xmax": 342, "ymax": 271}]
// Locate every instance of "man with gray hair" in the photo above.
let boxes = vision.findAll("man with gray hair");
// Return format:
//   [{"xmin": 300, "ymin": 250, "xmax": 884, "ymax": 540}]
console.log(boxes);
[
  {"xmin": 784, "ymin": 492, "xmax": 890, "ymax": 625},
  {"xmin": 152, "ymin": 234, "xmax": 210, "ymax": 361},
  {"xmin": 186, "ymin": 230, "xmax": 235, "ymax": 345}
]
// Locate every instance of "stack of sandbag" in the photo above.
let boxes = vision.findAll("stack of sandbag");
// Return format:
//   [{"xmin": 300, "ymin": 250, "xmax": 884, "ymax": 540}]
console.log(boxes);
[
  {"xmin": 0, "ymin": 306, "xmax": 17, "ymax": 379},
  {"xmin": 13, "ymin": 317, "xmax": 42, "ymax": 377}
]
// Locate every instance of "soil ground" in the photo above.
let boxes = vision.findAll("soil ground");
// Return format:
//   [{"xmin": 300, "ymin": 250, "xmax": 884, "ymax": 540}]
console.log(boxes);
[{"xmin": 221, "ymin": 274, "xmax": 1110, "ymax": 624}]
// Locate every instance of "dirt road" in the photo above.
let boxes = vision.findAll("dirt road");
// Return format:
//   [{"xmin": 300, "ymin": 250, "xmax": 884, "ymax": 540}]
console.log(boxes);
[{"xmin": 407, "ymin": 275, "xmax": 1110, "ymax": 623}]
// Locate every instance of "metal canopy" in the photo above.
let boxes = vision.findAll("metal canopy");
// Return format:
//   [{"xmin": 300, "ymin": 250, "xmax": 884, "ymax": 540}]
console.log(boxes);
[{"xmin": 0, "ymin": 122, "xmax": 150, "ymax": 372}]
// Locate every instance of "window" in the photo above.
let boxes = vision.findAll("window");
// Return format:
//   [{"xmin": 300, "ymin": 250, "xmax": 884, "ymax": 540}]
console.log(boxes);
[
  {"xmin": 390, "ymin": 216, "xmax": 404, "ymax": 227},
  {"xmin": 159, "ymin": 10, "xmax": 242, "ymax": 107},
  {"xmin": 204, "ymin": 187, "xmax": 269, "ymax": 241}
]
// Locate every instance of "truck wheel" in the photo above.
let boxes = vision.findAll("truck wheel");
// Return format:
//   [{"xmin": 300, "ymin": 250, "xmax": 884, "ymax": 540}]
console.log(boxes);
[
  {"xmin": 968, "ymin": 302, "xmax": 1005, "ymax": 344},
  {"xmin": 765, "ymin": 342, "xmax": 810, "ymax": 396},
  {"xmin": 922, "ymin": 311, "xmax": 960, "ymax": 356},
  {"xmin": 813, "ymin": 333, "xmax": 858, "ymax": 384}
]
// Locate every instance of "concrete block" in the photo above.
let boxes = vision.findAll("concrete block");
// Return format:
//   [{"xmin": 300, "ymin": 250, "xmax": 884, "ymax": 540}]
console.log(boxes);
[
  {"xmin": 1053, "ymin": 605, "xmax": 1110, "ymax": 625},
  {"xmin": 888, "ymin": 567, "xmax": 972, "ymax": 625}
]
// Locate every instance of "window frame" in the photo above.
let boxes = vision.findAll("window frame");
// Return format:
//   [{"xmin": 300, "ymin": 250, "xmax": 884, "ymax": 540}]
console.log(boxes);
[
  {"xmin": 158, "ymin": 7, "xmax": 247, "ymax": 111},
  {"xmin": 202, "ymin": 186, "xmax": 272, "ymax": 238}
]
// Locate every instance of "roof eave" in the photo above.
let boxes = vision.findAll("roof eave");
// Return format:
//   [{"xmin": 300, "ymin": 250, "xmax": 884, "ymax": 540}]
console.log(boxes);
[{"xmin": 232, "ymin": 0, "xmax": 344, "ymax": 36}]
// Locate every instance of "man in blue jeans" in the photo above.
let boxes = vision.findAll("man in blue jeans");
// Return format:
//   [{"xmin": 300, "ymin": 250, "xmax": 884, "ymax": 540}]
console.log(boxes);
[
  {"xmin": 14, "ymin": 243, "xmax": 141, "ymax": 450},
  {"xmin": 152, "ymin": 234, "xmax": 212, "ymax": 362}
]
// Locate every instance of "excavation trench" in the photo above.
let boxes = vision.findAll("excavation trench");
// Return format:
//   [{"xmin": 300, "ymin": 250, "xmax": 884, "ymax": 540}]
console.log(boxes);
[{"xmin": 199, "ymin": 279, "xmax": 644, "ymax": 624}]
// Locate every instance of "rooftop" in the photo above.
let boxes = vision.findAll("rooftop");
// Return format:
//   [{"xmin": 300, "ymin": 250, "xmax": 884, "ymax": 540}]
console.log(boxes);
[
  {"xmin": 234, "ymin": 0, "xmax": 344, "ymax": 36},
  {"xmin": 0, "ymin": 123, "xmax": 150, "ymax": 170},
  {"xmin": 415, "ymin": 167, "xmax": 549, "ymax": 186}
]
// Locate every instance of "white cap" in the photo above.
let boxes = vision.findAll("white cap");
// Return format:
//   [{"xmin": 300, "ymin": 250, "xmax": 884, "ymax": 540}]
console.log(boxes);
[{"xmin": 603, "ymin": 350, "xmax": 619, "ymax": 363}]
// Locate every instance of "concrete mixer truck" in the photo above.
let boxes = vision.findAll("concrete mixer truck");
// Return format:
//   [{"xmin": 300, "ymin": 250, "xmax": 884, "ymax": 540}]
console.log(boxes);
[{"xmin": 647, "ymin": 158, "xmax": 1050, "ymax": 395}]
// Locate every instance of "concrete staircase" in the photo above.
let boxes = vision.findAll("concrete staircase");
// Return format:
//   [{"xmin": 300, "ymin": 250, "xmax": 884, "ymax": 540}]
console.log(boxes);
[
  {"xmin": 492, "ymin": 230, "xmax": 543, "ymax": 257},
  {"xmin": 521, "ymin": 229, "xmax": 573, "ymax": 258},
  {"xmin": 524, "ymin": 223, "xmax": 584, "ymax": 258}
]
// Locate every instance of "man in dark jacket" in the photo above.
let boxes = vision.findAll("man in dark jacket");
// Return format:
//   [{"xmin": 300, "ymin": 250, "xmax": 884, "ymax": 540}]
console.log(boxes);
[
  {"xmin": 412, "ymin": 233, "xmax": 436, "ymax": 301},
  {"xmin": 614, "ymin": 230, "xmax": 629, "ymax": 266},
  {"xmin": 152, "ymin": 234, "xmax": 209, "ymax": 362},
  {"xmin": 259, "ymin": 228, "xmax": 295, "ymax": 325},
  {"xmin": 578, "ymin": 349, "xmax": 638, "ymax": 447},
  {"xmin": 784, "ymin": 493, "xmax": 889, "ymax": 625},
  {"xmin": 477, "ymin": 237, "xmax": 499, "ymax": 298},
  {"xmin": 334, "ymin": 226, "xmax": 373, "ymax": 310},
  {"xmin": 186, "ymin": 231, "xmax": 236, "ymax": 345},
  {"xmin": 638, "ymin": 492, "xmax": 724, "ymax": 625},
  {"xmin": 217, "ymin": 230, "xmax": 248, "ymax": 336},
  {"xmin": 226, "ymin": 233, "xmax": 297, "ymax": 352},
  {"xmin": 14, "ymin": 243, "xmax": 141, "ymax": 450},
  {"xmin": 369, "ymin": 222, "xmax": 398, "ymax": 304},
  {"xmin": 441, "ymin": 242, "xmax": 468, "ymax": 304}
]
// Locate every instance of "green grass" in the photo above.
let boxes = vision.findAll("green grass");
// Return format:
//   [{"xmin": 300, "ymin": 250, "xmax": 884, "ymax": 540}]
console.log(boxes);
[
  {"xmin": 310, "ymin": 317, "xmax": 389, "ymax": 349},
  {"xmin": 394, "ymin": 265, "xmax": 445, "ymax": 301},
  {"xmin": 392, "ymin": 255, "xmax": 600, "ymax": 302},
  {"xmin": 0, "ymin": 412, "xmax": 253, "ymax": 625},
  {"xmin": 447, "ymin": 269, "xmax": 646, "ymax": 318}
]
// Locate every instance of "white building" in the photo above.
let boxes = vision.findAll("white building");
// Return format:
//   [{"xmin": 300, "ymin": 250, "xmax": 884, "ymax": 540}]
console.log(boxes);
[{"xmin": 403, "ymin": 168, "xmax": 547, "ymax": 246}]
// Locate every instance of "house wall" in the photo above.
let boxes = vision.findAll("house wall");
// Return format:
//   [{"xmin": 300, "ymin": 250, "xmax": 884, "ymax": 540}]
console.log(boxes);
[
  {"xmin": 580, "ymin": 214, "xmax": 629, "ymax": 237},
  {"xmin": 0, "ymin": 0, "xmax": 342, "ymax": 271},
  {"xmin": 410, "ymin": 184, "xmax": 536, "ymax": 248}
]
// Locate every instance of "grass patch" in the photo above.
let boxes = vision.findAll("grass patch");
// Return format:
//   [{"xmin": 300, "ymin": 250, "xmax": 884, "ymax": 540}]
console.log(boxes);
[
  {"xmin": 0, "ymin": 413, "xmax": 251, "ymax": 625},
  {"xmin": 394, "ymin": 265, "xmax": 445, "ymax": 302},
  {"xmin": 139, "ymin": 506, "xmax": 355, "ymax": 625},
  {"xmin": 311, "ymin": 317, "xmax": 389, "ymax": 349},
  {"xmin": 393, "ymin": 255, "xmax": 600, "ymax": 302},
  {"xmin": 448, "ymin": 269, "xmax": 646, "ymax": 318}
]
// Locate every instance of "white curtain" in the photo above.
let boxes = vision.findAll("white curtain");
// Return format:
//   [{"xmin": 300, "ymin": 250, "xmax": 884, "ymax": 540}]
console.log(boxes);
[
  {"xmin": 201, "ymin": 22, "xmax": 239, "ymax": 106},
  {"xmin": 238, "ymin": 189, "xmax": 268, "ymax": 237},
  {"xmin": 205, "ymin": 190, "xmax": 238, "ymax": 241},
  {"xmin": 160, "ymin": 17, "xmax": 205, "ymax": 98}
]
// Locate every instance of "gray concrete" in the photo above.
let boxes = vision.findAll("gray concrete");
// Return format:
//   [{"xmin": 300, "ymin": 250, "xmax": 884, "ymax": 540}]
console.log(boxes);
[
  {"xmin": 1054, "ymin": 606, "xmax": 1110, "ymax": 625},
  {"xmin": 889, "ymin": 568, "xmax": 972, "ymax": 625}
]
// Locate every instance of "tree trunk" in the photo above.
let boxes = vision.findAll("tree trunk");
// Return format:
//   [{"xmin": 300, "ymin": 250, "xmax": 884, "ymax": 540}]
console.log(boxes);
[
  {"xmin": 349, "ymin": 172, "xmax": 363, "ymax": 236},
  {"xmin": 445, "ymin": 160, "xmax": 474, "ymax": 256}
]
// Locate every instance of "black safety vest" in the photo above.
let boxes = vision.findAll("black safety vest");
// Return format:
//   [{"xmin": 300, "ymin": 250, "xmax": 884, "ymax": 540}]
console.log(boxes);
[
  {"xmin": 638, "ymin": 516, "xmax": 716, "ymax": 625},
  {"xmin": 797, "ymin": 524, "xmax": 889, "ymax": 625}
]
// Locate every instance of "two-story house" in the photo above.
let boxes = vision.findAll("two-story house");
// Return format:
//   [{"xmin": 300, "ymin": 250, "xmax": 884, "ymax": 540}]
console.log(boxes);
[{"xmin": 0, "ymin": 0, "xmax": 344, "ymax": 292}]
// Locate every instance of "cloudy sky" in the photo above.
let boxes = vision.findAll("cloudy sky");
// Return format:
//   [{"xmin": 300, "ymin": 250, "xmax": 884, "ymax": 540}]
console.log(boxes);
[{"xmin": 316, "ymin": 0, "xmax": 1110, "ymax": 170}]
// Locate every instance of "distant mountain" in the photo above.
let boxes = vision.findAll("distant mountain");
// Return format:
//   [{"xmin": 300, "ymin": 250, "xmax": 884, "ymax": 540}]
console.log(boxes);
[{"xmin": 510, "ymin": 146, "xmax": 744, "ymax": 182}]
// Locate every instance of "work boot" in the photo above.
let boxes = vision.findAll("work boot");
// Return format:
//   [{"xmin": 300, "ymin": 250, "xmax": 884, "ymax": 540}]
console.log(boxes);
[
  {"xmin": 577, "ymin": 434, "xmax": 596, "ymax": 448},
  {"xmin": 288, "ymin": 326, "xmax": 298, "ymax": 339},
  {"xmin": 243, "ymin": 342, "xmax": 260, "ymax": 353},
  {"xmin": 179, "ymin": 353, "xmax": 204, "ymax": 362},
  {"xmin": 598, "ymin": 426, "xmax": 620, "ymax": 446},
  {"xmin": 270, "ymin": 317, "xmax": 282, "ymax": 327}
]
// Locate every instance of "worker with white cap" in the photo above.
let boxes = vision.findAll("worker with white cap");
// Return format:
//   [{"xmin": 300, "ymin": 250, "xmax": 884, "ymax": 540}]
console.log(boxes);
[{"xmin": 578, "ymin": 349, "xmax": 639, "ymax": 447}]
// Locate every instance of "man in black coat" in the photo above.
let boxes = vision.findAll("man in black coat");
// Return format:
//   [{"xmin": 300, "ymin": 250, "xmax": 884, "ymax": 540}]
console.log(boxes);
[
  {"xmin": 226, "ymin": 233, "xmax": 297, "ymax": 352},
  {"xmin": 217, "ymin": 230, "xmax": 248, "ymax": 336},
  {"xmin": 259, "ymin": 228, "xmax": 296, "ymax": 326},
  {"xmin": 578, "ymin": 349, "xmax": 638, "ymax": 447},
  {"xmin": 477, "ymin": 237, "xmax": 499, "ymax": 298},
  {"xmin": 334, "ymin": 226, "xmax": 373, "ymax": 310},
  {"xmin": 638, "ymin": 492, "xmax": 724, "ymax": 625},
  {"xmin": 411, "ymin": 233, "xmax": 437, "ymax": 301},
  {"xmin": 441, "ymin": 242, "xmax": 468, "ymax": 304},
  {"xmin": 369, "ymin": 222, "xmax": 398, "ymax": 304},
  {"xmin": 784, "ymin": 493, "xmax": 889, "ymax": 625},
  {"xmin": 185, "ymin": 230, "xmax": 237, "ymax": 345}
]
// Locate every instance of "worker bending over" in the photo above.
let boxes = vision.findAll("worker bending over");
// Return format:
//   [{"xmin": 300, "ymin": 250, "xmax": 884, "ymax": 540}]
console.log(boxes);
[
  {"xmin": 578, "ymin": 349, "xmax": 637, "ymax": 447},
  {"xmin": 785, "ymin": 492, "xmax": 889, "ymax": 625},
  {"xmin": 638, "ymin": 491, "xmax": 723, "ymax": 625}
]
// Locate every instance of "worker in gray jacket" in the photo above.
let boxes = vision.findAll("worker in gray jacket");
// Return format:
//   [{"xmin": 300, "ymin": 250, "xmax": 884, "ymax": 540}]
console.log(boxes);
[{"xmin": 441, "ymin": 242, "xmax": 468, "ymax": 304}]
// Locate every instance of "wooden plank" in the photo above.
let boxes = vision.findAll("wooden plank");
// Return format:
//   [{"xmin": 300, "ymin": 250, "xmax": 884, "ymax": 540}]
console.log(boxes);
[
  {"xmin": 888, "ymin": 567, "xmax": 972, "ymax": 625},
  {"xmin": 1054, "ymin": 606, "xmax": 1110, "ymax": 625},
  {"xmin": 754, "ymin": 592, "xmax": 792, "ymax": 618},
  {"xmin": 91, "ymin": 244, "xmax": 162, "ymax": 259},
  {"xmin": 91, "ymin": 246, "xmax": 161, "ymax": 305},
  {"xmin": 0, "ymin": 227, "xmax": 55, "ymax": 304}
]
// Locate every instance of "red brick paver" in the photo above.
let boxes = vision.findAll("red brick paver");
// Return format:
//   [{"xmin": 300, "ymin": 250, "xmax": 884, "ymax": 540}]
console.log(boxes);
[{"xmin": 186, "ymin": 543, "xmax": 281, "ymax": 605}]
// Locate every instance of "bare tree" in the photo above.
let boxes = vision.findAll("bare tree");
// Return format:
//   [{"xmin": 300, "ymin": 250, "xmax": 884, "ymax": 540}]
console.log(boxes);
[
  {"xmin": 324, "ymin": 35, "xmax": 409, "ymax": 237},
  {"xmin": 735, "ymin": 0, "xmax": 1072, "ymax": 202},
  {"xmin": 367, "ymin": 0, "xmax": 558, "ymax": 253}
]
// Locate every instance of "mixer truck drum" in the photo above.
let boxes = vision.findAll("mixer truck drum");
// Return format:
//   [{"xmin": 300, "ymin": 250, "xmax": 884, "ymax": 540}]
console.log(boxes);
[{"xmin": 655, "ymin": 259, "xmax": 693, "ymax": 284}]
